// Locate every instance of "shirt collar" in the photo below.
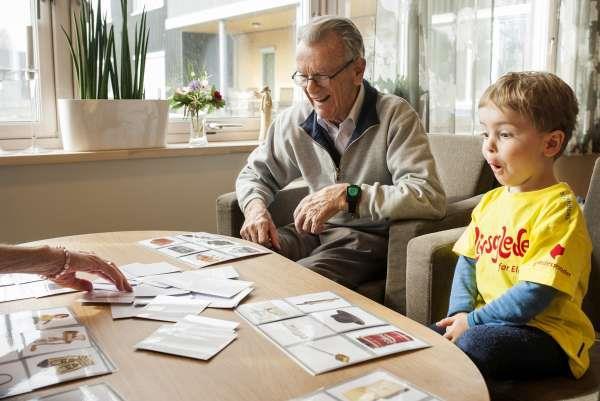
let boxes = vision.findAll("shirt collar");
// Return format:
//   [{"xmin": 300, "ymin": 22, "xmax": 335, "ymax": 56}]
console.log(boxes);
[{"xmin": 316, "ymin": 83, "xmax": 365, "ymax": 130}]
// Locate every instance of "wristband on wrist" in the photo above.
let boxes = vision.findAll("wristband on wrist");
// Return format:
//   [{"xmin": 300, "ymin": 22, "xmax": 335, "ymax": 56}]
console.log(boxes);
[
  {"xmin": 346, "ymin": 184, "xmax": 362, "ymax": 217},
  {"xmin": 47, "ymin": 247, "xmax": 71, "ymax": 281}
]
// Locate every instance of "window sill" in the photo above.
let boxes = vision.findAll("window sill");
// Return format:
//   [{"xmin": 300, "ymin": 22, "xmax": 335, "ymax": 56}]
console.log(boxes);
[{"xmin": 0, "ymin": 141, "xmax": 258, "ymax": 167}]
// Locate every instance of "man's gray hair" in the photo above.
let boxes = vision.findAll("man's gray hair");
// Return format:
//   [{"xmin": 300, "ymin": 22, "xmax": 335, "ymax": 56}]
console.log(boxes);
[{"xmin": 298, "ymin": 16, "xmax": 365, "ymax": 60}]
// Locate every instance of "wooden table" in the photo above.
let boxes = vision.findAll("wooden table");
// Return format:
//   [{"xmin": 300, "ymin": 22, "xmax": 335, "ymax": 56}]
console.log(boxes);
[{"xmin": 7, "ymin": 231, "xmax": 489, "ymax": 401}]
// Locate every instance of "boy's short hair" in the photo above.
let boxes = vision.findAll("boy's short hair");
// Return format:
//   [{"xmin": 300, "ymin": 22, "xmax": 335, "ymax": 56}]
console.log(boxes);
[{"xmin": 479, "ymin": 71, "xmax": 578, "ymax": 157}]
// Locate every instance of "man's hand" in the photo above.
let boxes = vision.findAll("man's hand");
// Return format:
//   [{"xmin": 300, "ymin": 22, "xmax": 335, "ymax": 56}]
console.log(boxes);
[
  {"xmin": 240, "ymin": 199, "xmax": 281, "ymax": 250},
  {"xmin": 436, "ymin": 312, "xmax": 469, "ymax": 343},
  {"xmin": 293, "ymin": 184, "xmax": 347, "ymax": 235}
]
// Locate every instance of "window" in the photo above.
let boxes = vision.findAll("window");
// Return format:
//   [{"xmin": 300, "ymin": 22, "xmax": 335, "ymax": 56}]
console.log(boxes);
[
  {"xmin": 132, "ymin": 0, "xmax": 163, "ymax": 15},
  {"xmin": 261, "ymin": 47, "xmax": 275, "ymax": 93},
  {"xmin": 0, "ymin": 0, "xmax": 56, "ymax": 141}
]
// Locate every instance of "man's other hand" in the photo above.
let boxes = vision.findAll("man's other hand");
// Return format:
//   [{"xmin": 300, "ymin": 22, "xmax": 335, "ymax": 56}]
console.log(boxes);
[
  {"xmin": 293, "ymin": 184, "xmax": 347, "ymax": 234},
  {"xmin": 240, "ymin": 199, "xmax": 281, "ymax": 250}
]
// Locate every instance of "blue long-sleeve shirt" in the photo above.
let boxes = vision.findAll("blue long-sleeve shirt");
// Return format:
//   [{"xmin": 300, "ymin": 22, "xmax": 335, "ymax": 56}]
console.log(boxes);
[{"xmin": 447, "ymin": 255, "xmax": 558, "ymax": 326}]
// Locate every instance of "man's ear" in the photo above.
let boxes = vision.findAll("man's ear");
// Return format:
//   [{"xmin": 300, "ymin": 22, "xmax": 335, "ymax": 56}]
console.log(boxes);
[
  {"xmin": 353, "ymin": 58, "xmax": 366, "ymax": 85},
  {"xmin": 543, "ymin": 130, "xmax": 565, "ymax": 158}
]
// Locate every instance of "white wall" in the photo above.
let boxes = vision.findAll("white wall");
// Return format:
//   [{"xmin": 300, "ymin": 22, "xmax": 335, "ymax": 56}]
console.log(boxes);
[{"xmin": 0, "ymin": 152, "xmax": 250, "ymax": 244}]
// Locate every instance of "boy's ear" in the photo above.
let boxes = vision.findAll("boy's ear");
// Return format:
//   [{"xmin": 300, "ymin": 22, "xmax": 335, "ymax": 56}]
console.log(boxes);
[{"xmin": 543, "ymin": 130, "xmax": 565, "ymax": 158}]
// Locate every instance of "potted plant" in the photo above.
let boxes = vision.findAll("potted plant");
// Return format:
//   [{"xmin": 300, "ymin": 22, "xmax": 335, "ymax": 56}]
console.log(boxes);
[{"xmin": 58, "ymin": 0, "xmax": 168, "ymax": 151}]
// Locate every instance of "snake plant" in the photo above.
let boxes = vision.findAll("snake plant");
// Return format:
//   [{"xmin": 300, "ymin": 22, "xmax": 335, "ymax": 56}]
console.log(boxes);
[{"xmin": 62, "ymin": 0, "xmax": 149, "ymax": 100}]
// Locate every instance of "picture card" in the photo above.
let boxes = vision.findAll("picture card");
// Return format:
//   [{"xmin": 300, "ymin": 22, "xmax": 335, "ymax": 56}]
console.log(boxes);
[
  {"xmin": 120, "ymin": 262, "xmax": 181, "ymax": 278},
  {"xmin": 0, "ymin": 334, "xmax": 21, "ymax": 364},
  {"xmin": 26, "ymin": 382, "xmax": 126, "ymax": 401},
  {"xmin": 237, "ymin": 299, "xmax": 304, "ymax": 325},
  {"xmin": 286, "ymin": 336, "xmax": 371, "ymax": 375},
  {"xmin": 310, "ymin": 307, "xmax": 385, "ymax": 333},
  {"xmin": 179, "ymin": 250, "xmax": 235, "ymax": 268},
  {"xmin": 345, "ymin": 325, "xmax": 429, "ymax": 356},
  {"xmin": 289, "ymin": 392, "xmax": 338, "ymax": 401},
  {"xmin": 138, "ymin": 237, "xmax": 184, "ymax": 249},
  {"xmin": 0, "ymin": 274, "xmax": 43, "ymax": 287},
  {"xmin": 259, "ymin": 316, "xmax": 335, "ymax": 347},
  {"xmin": 77, "ymin": 290, "xmax": 134, "ymax": 304},
  {"xmin": 0, "ymin": 360, "xmax": 32, "ymax": 398},
  {"xmin": 218, "ymin": 245, "xmax": 268, "ymax": 257},
  {"xmin": 25, "ymin": 346, "xmax": 112, "ymax": 390},
  {"xmin": 21, "ymin": 325, "xmax": 91, "ymax": 358},
  {"xmin": 176, "ymin": 232, "xmax": 227, "ymax": 243},
  {"xmin": 33, "ymin": 307, "xmax": 79, "ymax": 331},
  {"xmin": 325, "ymin": 369, "xmax": 440, "ymax": 401},
  {"xmin": 156, "ymin": 243, "xmax": 209, "ymax": 258},
  {"xmin": 286, "ymin": 292, "xmax": 352, "ymax": 313}
]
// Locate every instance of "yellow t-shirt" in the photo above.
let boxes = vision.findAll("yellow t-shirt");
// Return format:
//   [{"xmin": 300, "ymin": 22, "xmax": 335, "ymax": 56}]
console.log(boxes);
[{"xmin": 453, "ymin": 182, "xmax": 594, "ymax": 378}]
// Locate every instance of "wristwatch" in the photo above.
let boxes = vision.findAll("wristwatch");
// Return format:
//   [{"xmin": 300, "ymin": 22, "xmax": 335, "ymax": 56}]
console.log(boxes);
[{"xmin": 346, "ymin": 184, "xmax": 362, "ymax": 217}]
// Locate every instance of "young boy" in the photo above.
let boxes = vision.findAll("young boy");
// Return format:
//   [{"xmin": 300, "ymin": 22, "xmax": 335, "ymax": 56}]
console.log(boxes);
[{"xmin": 435, "ymin": 71, "xmax": 595, "ymax": 380}]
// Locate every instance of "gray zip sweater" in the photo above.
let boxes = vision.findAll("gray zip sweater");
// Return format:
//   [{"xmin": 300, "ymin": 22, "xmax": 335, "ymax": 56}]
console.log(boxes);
[{"xmin": 236, "ymin": 81, "xmax": 446, "ymax": 232}]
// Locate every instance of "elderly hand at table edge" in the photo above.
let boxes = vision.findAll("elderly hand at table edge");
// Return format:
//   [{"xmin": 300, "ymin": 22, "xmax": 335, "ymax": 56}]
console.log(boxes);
[{"xmin": 0, "ymin": 244, "xmax": 132, "ymax": 292}]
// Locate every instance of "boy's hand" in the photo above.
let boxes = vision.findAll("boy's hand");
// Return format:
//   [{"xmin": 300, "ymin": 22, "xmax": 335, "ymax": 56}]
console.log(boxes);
[{"xmin": 436, "ymin": 312, "xmax": 469, "ymax": 343}]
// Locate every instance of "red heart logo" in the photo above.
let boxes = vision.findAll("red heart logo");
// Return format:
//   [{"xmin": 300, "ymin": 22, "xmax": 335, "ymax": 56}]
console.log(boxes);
[{"xmin": 550, "ymin": 244, "xmax": 565, "ymax": 259}]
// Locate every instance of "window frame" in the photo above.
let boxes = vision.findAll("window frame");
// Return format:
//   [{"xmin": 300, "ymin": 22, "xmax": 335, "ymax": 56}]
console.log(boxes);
[{"xmin": 0, "ymin": 0, "xmax": 59, "ymax": 142}]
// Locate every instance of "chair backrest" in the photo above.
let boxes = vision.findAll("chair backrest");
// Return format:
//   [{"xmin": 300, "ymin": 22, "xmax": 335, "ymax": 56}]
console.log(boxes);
[
  {"xmin": 427, "ymin": 133, "xmax": 497, "ymax": 202},
  {"xmin": 583, "ymin": 157, "xmax": 600, "ymax": 331}
]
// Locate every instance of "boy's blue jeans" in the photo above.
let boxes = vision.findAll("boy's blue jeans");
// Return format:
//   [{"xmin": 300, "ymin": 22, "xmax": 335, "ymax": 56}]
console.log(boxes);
[{"xmin": 430, "ymin": 323, "xmax": 571, "ymax": 380}]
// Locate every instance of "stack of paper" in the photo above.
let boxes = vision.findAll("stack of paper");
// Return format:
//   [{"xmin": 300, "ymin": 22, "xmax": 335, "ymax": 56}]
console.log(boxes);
[
  {"xmin": 134, "ymin": 295, "xmax": 210, "ymax": 322},
  {"xmin": 135, "ymin": 315, "xmax": 239, "ymax": 360}
]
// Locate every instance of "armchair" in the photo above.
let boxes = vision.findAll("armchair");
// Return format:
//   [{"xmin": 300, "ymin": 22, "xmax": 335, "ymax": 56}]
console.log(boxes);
[
  {"xmin": 216, "ymin": 133, "xmax": 496, "ymax": 314},
  {"xmin": 405, "ymin": 158, "xmax": 600, "ymax": 400}
]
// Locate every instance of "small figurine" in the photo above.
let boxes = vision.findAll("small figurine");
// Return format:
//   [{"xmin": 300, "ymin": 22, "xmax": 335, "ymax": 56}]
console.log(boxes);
[{"xmin": 258, "ymin": 86, "xmax": 273, "ymax": 143}]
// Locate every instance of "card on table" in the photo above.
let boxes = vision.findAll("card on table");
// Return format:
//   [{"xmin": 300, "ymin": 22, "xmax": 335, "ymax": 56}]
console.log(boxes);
[
  {"xmin": 21, "ymin": 326, "xmax": 91, "ymax": 358},
  {"xmin": 135, "ymin": 295, "xmax": 210, "ymax": 322},
  {"xmin": 159, "ymin": 276, "xmax": 253, "ymax": 298},
  {"xmin": 237, "ymin": 299, "xmax": 304, "ymax": 325},
  {"xmin": 285, "ymin": 292, "xmax": 352, "ymax": 313},
  {"xmin": 345, "ymin": 325, "xmax": 429, "ymax": 356},
  {"xmin": 120, "ymin": 262, "xmax": 181, "ymax": 278},
  {"xmin": 310, "ymin": 307, "xmax": 385, "ymax": 333},
  {"xmin": 186, "ymin": 286, "xmax": 253, "ymax": 309},
  {"xmin": 77, "ymin": 290, "xmax": 134, "ymax": 304},
  {"xmin": 324, "ymin": 369, "xmax": 439, "ymax": 401},
  {"xmin": 179, "ymin": 250, "xmax": 236, "ymax": 268},
  {"xmin": 286, "ymin": 335, "xmax": 372, "ymax": 375},
  {"xmin": 26, "ymin": 382, "xmax": 126, "ymax": 401},
  {"xmin": 259, "ymin": 316, "xmax": 335, "ymax": 347},
  {"xmin": 137, "ymin": 237, "xmax": 184, "ymax": 249},
  {"xmin": 156, "ymin": 243, "xmax": 209, "ymax": 258}
]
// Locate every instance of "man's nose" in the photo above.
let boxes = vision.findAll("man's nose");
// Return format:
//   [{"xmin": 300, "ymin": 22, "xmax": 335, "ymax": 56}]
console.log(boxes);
[{"xmin": 305, "ymin": 78, "xmax": 321, "ymax": 93}]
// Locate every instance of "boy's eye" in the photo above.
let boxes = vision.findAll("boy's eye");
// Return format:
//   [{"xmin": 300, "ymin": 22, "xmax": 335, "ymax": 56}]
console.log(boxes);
[
  {"xmin": 480, "ymin": 131, "xmax": 489, "ymax": 139},
  {"xmin": 500, "ymin": 131, "xmax": 512, "ymax": 138}
]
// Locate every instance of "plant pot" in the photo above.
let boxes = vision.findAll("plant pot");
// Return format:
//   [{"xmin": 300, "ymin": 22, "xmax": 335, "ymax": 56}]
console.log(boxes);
[{"xmin": 58, "ymin": 99, "xmax": 168, "ymax": 151}]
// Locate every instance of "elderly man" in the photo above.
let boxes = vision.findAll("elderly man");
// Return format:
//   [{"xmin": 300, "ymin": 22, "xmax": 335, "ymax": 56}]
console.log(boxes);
[{"xmin": 236, "ymin": 16, "xmax": 446, "ymax": 290}]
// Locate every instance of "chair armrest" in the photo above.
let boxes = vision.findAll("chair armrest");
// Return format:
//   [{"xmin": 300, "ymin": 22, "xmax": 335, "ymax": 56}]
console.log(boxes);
[
  {"xmin": 384, "ymin": 194, "xmax": 482, "ymax": 314},
  {"xmin": 216, "ymin": 192, "xmax": 244, "ymax": 238},
  {"xmin": 216, "ymin": 185, "xmax": 309, "ymax": 238},
  {"xmin": 405, "ymin": 227, "xmax": 466, "ymax": 325}
]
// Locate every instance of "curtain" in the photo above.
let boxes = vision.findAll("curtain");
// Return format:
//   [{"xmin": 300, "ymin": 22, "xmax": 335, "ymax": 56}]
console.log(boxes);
[{"xmin": 371, "ymin": 0, "xmax": 599, "ymax": 155}]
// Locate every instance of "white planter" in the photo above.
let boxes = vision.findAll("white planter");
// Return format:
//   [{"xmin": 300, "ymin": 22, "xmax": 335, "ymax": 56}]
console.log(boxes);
[{"xmin": 58, "ymin": 99, "xmax": 168, "ymax": 151}]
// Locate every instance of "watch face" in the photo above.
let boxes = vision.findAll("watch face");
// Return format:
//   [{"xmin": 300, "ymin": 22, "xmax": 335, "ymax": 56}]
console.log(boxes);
[{"xmin": 348, "ymin": 186, "xmax": 360, "ymax": 197}]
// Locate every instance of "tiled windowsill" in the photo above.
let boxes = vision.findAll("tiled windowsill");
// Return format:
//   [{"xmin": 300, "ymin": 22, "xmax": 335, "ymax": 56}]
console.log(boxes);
[{"xmin": 0, "ymin": 141, "xmax": 259, "ymax": 167}]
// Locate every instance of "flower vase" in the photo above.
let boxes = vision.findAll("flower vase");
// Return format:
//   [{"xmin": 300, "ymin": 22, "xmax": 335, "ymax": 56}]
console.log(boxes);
[{"xmin": 189, "ymin": 115, "xmax": 208, "ymax": 147}]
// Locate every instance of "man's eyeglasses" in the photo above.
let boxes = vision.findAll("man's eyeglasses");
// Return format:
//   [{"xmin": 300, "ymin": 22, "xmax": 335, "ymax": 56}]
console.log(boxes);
[{"xmin": 291, "ymin": 58, "xmax": 356, "ymax": 88}]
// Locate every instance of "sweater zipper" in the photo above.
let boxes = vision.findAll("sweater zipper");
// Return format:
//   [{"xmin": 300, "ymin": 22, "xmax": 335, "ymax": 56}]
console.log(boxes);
[{"xmin": 336, "ymin": 124, "xmax": 376, "ymax": 182}]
